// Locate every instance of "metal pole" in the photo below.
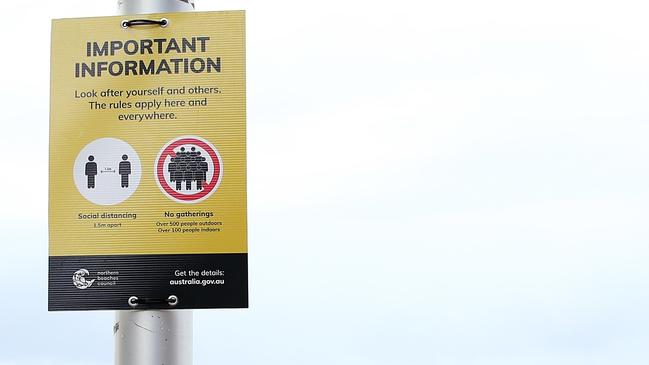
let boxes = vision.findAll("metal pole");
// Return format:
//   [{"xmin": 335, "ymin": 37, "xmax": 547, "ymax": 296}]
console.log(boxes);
[
  {"xmin": 119, "ymin": 0, "xmax": 194, "ymax": 15},
  {"xmin": 115, "ymin": 1, "xmax": 195, "ymax": 365}
]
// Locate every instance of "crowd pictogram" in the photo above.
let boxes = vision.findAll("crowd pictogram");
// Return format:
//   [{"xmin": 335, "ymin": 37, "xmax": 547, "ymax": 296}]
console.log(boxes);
[{"xmin": 168, "ymin": 146, "xmax": 209, "ymax": 191}]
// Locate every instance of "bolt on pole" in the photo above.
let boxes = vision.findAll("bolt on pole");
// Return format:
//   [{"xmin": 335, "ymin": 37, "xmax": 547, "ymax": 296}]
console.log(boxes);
[{"xmin": 114, "ymin": 1, "xmax": 195, "ymax": 365}]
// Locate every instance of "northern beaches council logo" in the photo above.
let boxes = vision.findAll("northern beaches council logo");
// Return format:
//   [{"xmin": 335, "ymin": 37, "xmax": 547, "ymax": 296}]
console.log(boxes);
[{"xmin": 72, "ymin": 269, "xmax": 96, "ymax": 289}]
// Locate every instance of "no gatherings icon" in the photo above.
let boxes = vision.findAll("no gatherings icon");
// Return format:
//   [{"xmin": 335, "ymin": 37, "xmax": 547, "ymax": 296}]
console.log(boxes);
[{"xmin": 168, "ymin": 146, "xmax": 209, "ymax": 191}]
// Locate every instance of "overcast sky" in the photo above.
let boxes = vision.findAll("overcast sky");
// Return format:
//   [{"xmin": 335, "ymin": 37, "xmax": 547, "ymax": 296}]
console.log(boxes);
[{"xmin": 2, "ymin": 0, "xmax": 649, "ymax": 364}]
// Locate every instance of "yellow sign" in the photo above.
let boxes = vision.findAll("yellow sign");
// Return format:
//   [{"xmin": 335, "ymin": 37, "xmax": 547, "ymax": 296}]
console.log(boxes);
[{"xmin": 49, "ymin": 11, "xmax": 247, "ymax": 311}]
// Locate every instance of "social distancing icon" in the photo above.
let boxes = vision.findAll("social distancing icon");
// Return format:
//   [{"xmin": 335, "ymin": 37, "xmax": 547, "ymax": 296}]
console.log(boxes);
[
  {"xmin": 155, "ymin": 136, "xmax": 222, "ymax": 203},
  {"xmin": 74, "ymin": 138, "xmax": 141, "ymax": 205}
]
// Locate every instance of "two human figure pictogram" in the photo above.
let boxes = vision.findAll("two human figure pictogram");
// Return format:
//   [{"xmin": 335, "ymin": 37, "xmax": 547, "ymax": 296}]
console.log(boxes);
[
  {"xmin": 168, "ymin": 146, "xmax": 209, "ymax": 191},
  {"xmin": 85, "ymin": 154, "xmax": 131, "ymax": 189}
]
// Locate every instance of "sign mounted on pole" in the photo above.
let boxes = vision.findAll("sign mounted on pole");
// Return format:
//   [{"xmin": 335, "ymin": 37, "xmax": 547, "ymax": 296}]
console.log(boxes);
[{"xmin": 49, "ymin": 11, "xmax": 247, "ymax": 311}]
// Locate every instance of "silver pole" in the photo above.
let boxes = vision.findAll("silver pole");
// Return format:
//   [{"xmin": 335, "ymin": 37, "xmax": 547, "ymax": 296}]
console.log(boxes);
[
  {"xmin": 115, "ymin": 1, "xmax": 195, "ymax": 365},
  {"xmin": 118, "ymin": 0, "xmax": 194, "ymax": 15},
  {"xmin": 114, "ymin": 310, "xmax": 193, "ymax": 365}
]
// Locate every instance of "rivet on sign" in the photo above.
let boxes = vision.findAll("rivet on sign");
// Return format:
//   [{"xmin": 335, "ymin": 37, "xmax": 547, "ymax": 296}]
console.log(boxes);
[
  {"xmin": 128, "ymin": 296, "xmax": 139, "ymax": 307},
  {"xmin": 167, "ymin": 295, "xmax": 179, "ymax": 306}
]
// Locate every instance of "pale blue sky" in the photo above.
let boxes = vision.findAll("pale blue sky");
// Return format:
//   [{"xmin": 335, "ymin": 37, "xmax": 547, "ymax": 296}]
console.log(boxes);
[{"xmin": 2, "ymin": 0, "xmax": 649, "ymax": 364}]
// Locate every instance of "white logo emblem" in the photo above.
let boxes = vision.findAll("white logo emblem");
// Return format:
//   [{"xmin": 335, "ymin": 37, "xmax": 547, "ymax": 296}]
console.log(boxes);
[{"xmin": 73, "ymin": 269, "xmax": 96, "ymax": 289}]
